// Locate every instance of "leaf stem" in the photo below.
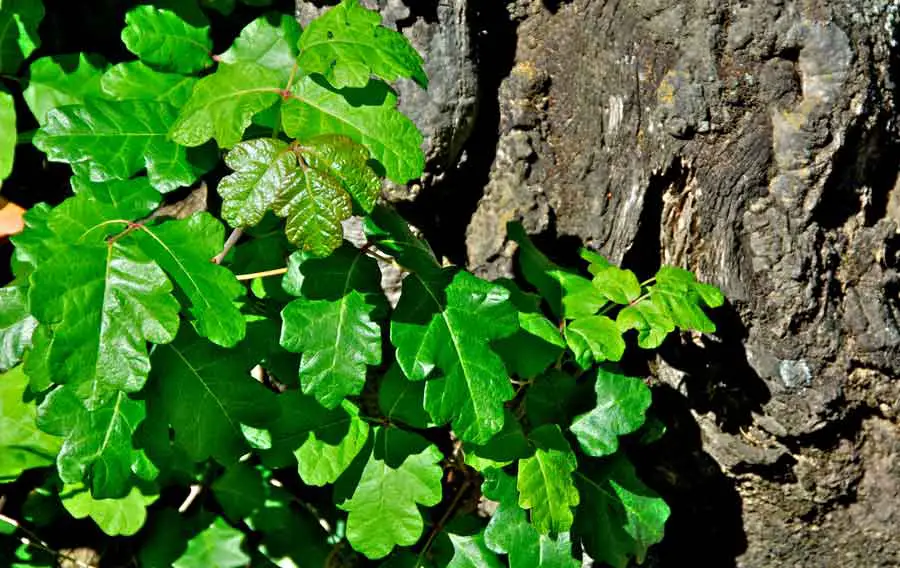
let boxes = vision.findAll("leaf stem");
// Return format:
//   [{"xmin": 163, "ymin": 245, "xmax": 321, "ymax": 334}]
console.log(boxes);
[
  {"xmin": 416, "ymin": 479, "xmax": 472, "ymax": 567},
  {"xmin": 212, "ymin": 228, "xmax": 243, "ymax": 264},
  {"xmin": 235, "ymin": 267, "xmax": 288, "ymax": 281}
]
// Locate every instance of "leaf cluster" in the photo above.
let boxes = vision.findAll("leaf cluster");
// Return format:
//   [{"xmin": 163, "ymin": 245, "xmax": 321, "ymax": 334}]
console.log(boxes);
[{"xmin": 0, "ymin": 1, "xmax": 724, "ymax": 567}]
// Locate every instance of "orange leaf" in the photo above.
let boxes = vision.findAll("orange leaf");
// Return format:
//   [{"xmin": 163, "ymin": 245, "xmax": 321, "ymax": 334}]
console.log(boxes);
[{"xmin": 0, "ymin": 200, "xmax": 26, "ymax": 241}]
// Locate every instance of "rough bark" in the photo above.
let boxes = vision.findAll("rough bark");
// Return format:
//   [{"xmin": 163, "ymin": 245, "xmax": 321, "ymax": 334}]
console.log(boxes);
[{"xmin": 299, "ymin": 1, "xmax": 900, "ymax": 565}]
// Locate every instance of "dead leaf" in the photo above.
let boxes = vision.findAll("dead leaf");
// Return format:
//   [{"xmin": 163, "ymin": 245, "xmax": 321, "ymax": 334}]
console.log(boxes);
[{"xmin": 0, "ymin": 197, "xmax": 25, "ymax": 240}]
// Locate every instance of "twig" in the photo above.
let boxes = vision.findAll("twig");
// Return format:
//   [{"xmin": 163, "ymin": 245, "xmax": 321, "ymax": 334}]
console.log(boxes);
[
  {"xmin": 213, "ymin": 228, "xmax": 243, "ymax": 264},
  {"xmin": 0, "ymin": 511, "xmax": 97, "ymax": 568},
  {"xmin": 178, "ymin": 484, "xmax": 203, "ymax": 514},
  {"xmin": 415, "ymin": 479, "xmax": 472, "ymax": 567},
  {"xmin": 235, "ymin": 267, "xmax": 288, "ymax": 281}
]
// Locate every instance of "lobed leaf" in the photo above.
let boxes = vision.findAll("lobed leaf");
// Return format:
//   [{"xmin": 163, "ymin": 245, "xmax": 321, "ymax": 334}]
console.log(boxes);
[
  {"xmin": 280, "ymin": 245, "xmax": 385, "ymax": 406},
  {"xmin": 121, "ymin": 5, "xmax": 213, "ymax": 74},
  {"xmin": 61, "ymin": 483, "xmax": 158, "ymax": 537},
  {"xmin": 564, "ymin": 315, "xmax": 625, "ymax": 368},
  {"xmin": 447, "ymin": 533, "xmax": 503, "ymax": 568},
  {"xmin": 101, "ymin": 61, "xmax": 197, "ymax": 108},
  {"xmin": 570, "ymin": 368, "xmax": 651, "ymax": 457},
  {"xmin": 145, "ymin": 326, "xmax": 280, "ymax": 464},
  {"xmin": 391, "ymin": 270, "xmax": 518, "ymax": 443},
  {"xmin": 173, "ymin": 518, "xmax": 250, "ymax": 568},
  {"xmin": 339, "ymin": 429, "xmax": 443, "ymax": 559},
  {"xmin": 37, "ymin": 387, "xmax": 148, "ymax": 499},
  {"xmin": 33, "ymin": 98, "xmax": 197, "ymax": 192},
  {"xmin": 0, "ymin": 88, "xmax": 13, "ymax": 181},
  {"xmin": 297, "ymin": 0, "xmax": 427, "ymax": 89},
  {"xmin": 28, "ymin": 242, "xmax": 181, "ymax": 407},
  {"xmin": 23, "ymin": 53, "xmax": 107, "ymax": 125},
  {"xmin": 516, "ymin": 425, "xmax": 580, "ymax": 534},
  {"xmin": 133, "ymin": 213, "xmax": 246, "ymax": 347},
  {"xmin": 219, "ymin": 13, "xmax": 301, "ymax": 84},
  {"xmin": 493, "ymin": 280, "xmax": 565, "ymax": 379},
  {"xmin": 574, "ymin": 455, "xmax": 670, "ymax": 568}
]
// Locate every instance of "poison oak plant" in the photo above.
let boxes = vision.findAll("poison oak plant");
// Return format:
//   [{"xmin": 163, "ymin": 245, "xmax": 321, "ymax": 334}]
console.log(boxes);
[{"xmin": 0, "ymin": 1, "xmax": 724, "ymax": 566}]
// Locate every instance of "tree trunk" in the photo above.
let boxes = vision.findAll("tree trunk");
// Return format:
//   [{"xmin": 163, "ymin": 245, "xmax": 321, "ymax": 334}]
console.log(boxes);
[{"xmin": 302, "ymin": 1, "xmax": 900, "ymax": 565}]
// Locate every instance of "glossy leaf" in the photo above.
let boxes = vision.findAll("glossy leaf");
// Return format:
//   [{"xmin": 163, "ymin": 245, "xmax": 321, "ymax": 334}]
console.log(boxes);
[
  {"xmin": 297, "ymin": 0, "xmax": 427, "ymax": 89},
  {"xmin": 220, "ymin": 136, "xmax": 379, "ymax": 254},
  {"xmin": 574, "ymin": 455, "xmax": 670, "ymax": 568},
  {"xmin": 145, "ymin": 327, "xmax": 280, "ymax": 464},
  {"xmin": 507, "ymin": 222, "xmax": 564, "ymax": 317},
  {"xmin": 37, "ymin": 387, "xmax": 147, "ymax": 498},
  {"xmin": 0, "ymin": 366, "xmax": 60, "ymax": 479},
  {"xmin": 392, "ymin": 270, "xmax": 518, "ymax": 443},
  {"xmin": 378, "ymin": 363, "xmax": 430, "ymax": 429},
  {"xmin": 564, "ymin": 315, "xmax": 625, "ymax": 368},
  {"xmin": 482, "ymin": 468, "xmax": 580, "ymax": 568},
  {"xmin": 464, "ymin": 409, "xmax": 530, "ymax": 470},
  {"xmin": 570, "ymin": 368, "xmax": 651, "ymax": 457},
  {"xmin": 0, "ymin": 0, "xmax": 44, "ymax": 73},
  {"xmin": 134, "ymin": 213, "xmax": 246, "ymax": 347},
  {"xmin": 219, "ymin": 13, "xmax": 301, "ymax": 84},
  {"xmin": 617, "ymin": 266, "xmax": 723, "ymax": 349},
  {"xmin": 592, "ymin": 265, "xmax": 641, "ymax": 305},
  {"xmin": 281, "ymin": 246, "xmax": 383, "ymax": 406},
  {"xmin": 170, "ymin": 62, "xmax": 281, "ymax": 148},
  {"xmin": 101, "ymin": 61, "xmax": 197, "ymax": 107},
  {"xmin": 61, "ymin": 484, "xmax": 158, "ymax": 536},
  {"xmin": 447, "ymin": 533, "xmax": 503, "ymax": 568},
  {"xmin": 517, "ymin": 425, "xmax": 580, "ymax": 534},
  {"xmin": 340, "ymin": 430, "xmax": 443, "ymax": 559},
  {"xmin": 552, "ymin": 271, "xmax": 605, "ymax": 319},
  {"xmin": 0, "ymin": 285, "xmax": 37, "ymax": 372},
  {"xmin": 33, "ymin": 99, "xmax": 196, "ymax": 192},
  {"xmin": 493, "ymin": 280, "xmax": 564, "ymax": 379},
  {"xmin": 23, "ymin": 53, "xmax": 107, "ymax": 124},
  {"xmin": 121, "ymin": 5, "xmax": 213, "ymax": 74},
  {"xmin": 173, "ymin": 518, "xmax": 250, "ymax": 568},
  {"xmin": 282, "ymin": 78, "xmax": 425, "ymax": 183},
  {"xmin": 28, "ymin": 242, "xmax": 180, "ymax": 407}
]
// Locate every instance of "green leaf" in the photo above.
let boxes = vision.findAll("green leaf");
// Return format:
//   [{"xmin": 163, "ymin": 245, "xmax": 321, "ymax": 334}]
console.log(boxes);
[
  {"xmin": 552, "ymin": 271, "xmax": 605, "ymax": 319},
  {"xmin": 174, "ymin": 518, "xmax": 250, "ymax": 568},
  {"xmin": 33, "ymin": 99, "xmax": 197, "ymax": 193},
  {"xmin": 574, "ymin": 455, "xmax": 670, "ymax": 568},
  {"xmin": 297, "ymin": 0, "xmax": 427, "ymax": 89},
  {"xmin": 363, "ymin": 204, "xmax": 441, "ymax": 275},
  {"xmin": 617, "ymin": 266, "xmax": 723, "ymax": 348},
  {"xmin": 61, "ymin": 483, "xmax": 158, "ymax": 536},
  {"xmin": 282, "ymin": 78, "xmax": 425, "ymax": 183},
  {"xmin": 280, "ymin": 246, "xmax": 383, "ymax": 406},
  {"xmin": 525, "ymin": 371, "xmax": 585, "ymax": 428},
  {"xmin": 23, "ymin": 53, "xmax": 107, "ymax": 124},
  {"xmin": 507, "ymin": 222, "xmax": 564, "ymax": 318},
  {"xmin": 219, "ymin": 13, "xmax": 301, "ymax": 84},
  {"xmin": 250, "ymin": 486, "xmax": 331, "ymax": 568},
  {"xmin": 517, "ymin": 425, "xmax": 580, "ymax": 534},
  {"xmin": 570, "ymin": 368, "xmax": 651, "ymax": 457},
  {"xmin": 339, "ymin": 429, "xmax": 443, "ymax": 559},
  {"xmin": 37, "ymin": 387, "xmax": 147, "ymax": 498},
  {"xmin": 392, "ymin": 270, "xmax": 518, "ymax": 443},
  {"xmin": 0, "ymin": 0, "xmax": 43, "ymax": 74},
  {"xmin": 28, "ymin": 242, "xmax": 180, "ymax": 406},
  {"xmin": 592, "ymin": 265, "xmax": 641, "ymax": 305},
  {"xmin": 447, "ymin": 533, "xmax": 503, "ymax": 568},
  {"xmin": 146, "ymin": 326, "xmax": 280, "ymax": 464},
  {"xmin": 378, "ymin": 363, "xmax": 430, "ymax": 429},
  {"xmin": 464, "ymin": 409, "xmax": 530, "ymax": 470},
  {"xmin": 219, "ymin": 136, "xmax": 379, "ymax": 254},
  {"xmin": 0, "ymin": 88, "xmax": 14, "ymax": 181},
  {"xmin": 101, "ymin": 61, "xmax": 197, "ymax": 108},
  {"xmin": 579, "ymin": 248, "xmax": 610, "ymax": 276},
  {"xmin": 564, "ymin": 315, "xmax": 625, "ymax": 368},
  {"xmin": 493, "ymin": 280, "xmax": 564, "ymax": 379},
  {"xmin": 170, "ymin": 62, "xmax": 282, "ymax": 148},
  {"xmin": 134, "ymin": 213, "xmax": 246, "ymax": 347},
  {"xmin": 0, "ymin": 286, "xmax": 37, "ymax": 372},
  {"xmin": 0, "ymin": 366, "xmax": 60, "ymax": 480},
  {"xmin": 482, "ymin": 469, "xmax": 579, "ymax": 568},
  {"xmin": 213, "ymin": 463, "xmax": 265, "ymax": 521},
  {"xmin": 121, "ymin": 5, "xmax": 213, "ymax": 74}
]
